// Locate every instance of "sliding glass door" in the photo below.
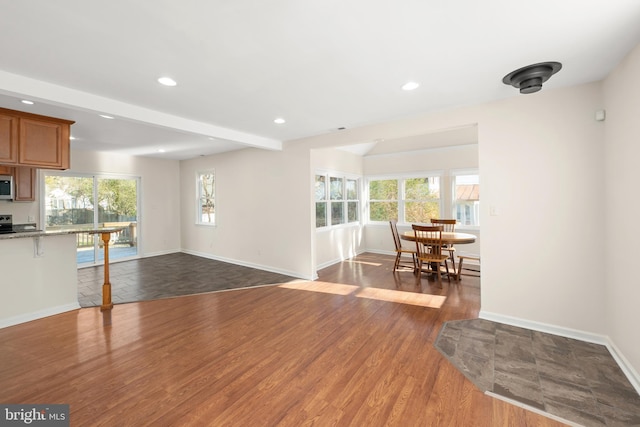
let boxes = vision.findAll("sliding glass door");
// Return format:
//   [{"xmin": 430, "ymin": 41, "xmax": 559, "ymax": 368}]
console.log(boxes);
[{"xmin": 43, "ymin": 173, "xmax": 140, "ymax": 265}]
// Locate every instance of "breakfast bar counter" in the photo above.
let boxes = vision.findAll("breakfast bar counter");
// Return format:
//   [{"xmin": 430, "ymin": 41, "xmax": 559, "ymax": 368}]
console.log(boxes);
[{"xmin": 0, "ymin": 228, "xmax": 124, "ymax": 328}]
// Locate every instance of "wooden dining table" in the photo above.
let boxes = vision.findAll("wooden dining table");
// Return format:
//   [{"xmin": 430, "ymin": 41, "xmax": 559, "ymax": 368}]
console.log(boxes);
[
  {"xmin": 401, "ymin": 231, "xmax": 477, "ymax": 279},
  {"xmin": 400, "ymin": 230, "xmax": 477, "ymax": 245}
]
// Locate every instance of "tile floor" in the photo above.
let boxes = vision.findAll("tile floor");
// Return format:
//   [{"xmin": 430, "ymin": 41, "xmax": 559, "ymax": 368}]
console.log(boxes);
[
  {"xmin": 435, "ymin": 318, "xmax": 640, "ymax": 426},
  {"xmin": 77, "ymin": 252, "xmax": 301, "ymax": 307}
]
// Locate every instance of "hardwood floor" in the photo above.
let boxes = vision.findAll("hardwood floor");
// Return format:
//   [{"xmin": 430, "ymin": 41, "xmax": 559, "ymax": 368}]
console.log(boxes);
[{"xmin": 0, "ymin": 253, "xmax": 566, "ymax": 426}]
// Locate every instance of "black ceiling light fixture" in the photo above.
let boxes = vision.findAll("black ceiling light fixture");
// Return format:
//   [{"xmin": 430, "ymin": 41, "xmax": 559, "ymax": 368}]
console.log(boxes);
[{"xmin": 502, "ymin": 61, "xmax": 562, "ymax": 94}]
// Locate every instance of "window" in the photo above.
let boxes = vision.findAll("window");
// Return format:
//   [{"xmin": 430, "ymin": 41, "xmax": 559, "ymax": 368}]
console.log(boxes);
[
  {"xmin": 330, "ymin": 176, "xmax": 344, "ymax": 226},
  {"xmin": 346, "ymin": 178, "xmax": 359, "ymax": 222},
  {"xmin": 368, "ymin": 175, "xmax": 440, "ymax": 223},
  {"xmin": 404, "ymin": 177, "xmax": 440, "ymax": 223},
  {"xmin": 315, "ymin": 173, "xmax": 360, "ymax": 228},
  {"xmin": 43, "ymin": 173, "xmax": 140, "ymax": 265},
  {"xmin": 315, "ymin": 175, "xmax": 327, "ymax": 227},
  {"xmin": 197, "ymin": 170, "xmax": 215, "ymax": 225},
  {"xmin": 453, "ymin": 173, "xmax": 480, "ymax": 226},
  {"xmin": 369, "ymin": 179, "xmax": 398, "ymax": 222}
]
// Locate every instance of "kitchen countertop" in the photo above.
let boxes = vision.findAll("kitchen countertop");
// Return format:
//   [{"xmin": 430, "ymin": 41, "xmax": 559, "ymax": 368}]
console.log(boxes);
[{"xmin": 0, "ymin": 227, "xmax": 125, "ymax": 241}]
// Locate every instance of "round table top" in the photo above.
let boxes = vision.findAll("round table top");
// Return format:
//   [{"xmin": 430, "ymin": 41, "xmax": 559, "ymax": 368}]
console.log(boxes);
[{"xmin": 401, "ymin": 231, "xmax": 477, "ymax": 245}]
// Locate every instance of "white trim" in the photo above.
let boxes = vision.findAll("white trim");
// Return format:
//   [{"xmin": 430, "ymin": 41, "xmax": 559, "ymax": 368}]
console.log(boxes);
[
  {"xmin": 0, "ymin": 302, "xmax": 81, "ymax": 329},
  {"xmin": 364, "ymin": 143, "xmax": 477, "ymax": 159},
  {"xmin": 479, "ymin": 310, "xmax": 640, "ymax": 395},
  {"xmin": 181, "ymin": 249, "xmax": 312, "ymax": 281}
]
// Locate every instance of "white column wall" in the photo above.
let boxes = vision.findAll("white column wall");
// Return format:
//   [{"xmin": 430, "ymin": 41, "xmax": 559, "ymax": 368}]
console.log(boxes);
[
  {"xmin": 602, "ymin": 43, "xmax": 640, "ymax": 375},
  {"xmin": 312, "ymin": 147, "xmax": 365, "ymax": 270}
]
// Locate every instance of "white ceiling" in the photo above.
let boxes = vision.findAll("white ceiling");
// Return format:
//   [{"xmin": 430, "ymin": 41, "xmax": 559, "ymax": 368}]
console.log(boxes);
[{"xmin": 1, "ymin": 1, "xmax": 640, "ymax": 160}]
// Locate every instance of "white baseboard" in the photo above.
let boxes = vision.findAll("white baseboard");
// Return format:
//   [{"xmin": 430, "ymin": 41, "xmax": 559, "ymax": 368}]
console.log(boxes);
[
  {"xmin": 479, "ymin": 310, "xmax": 640, "ymax": 395},
  {"xmin": 141, "ymin": 249, "xmax": 181, "ymax": 258},
  {"xmin": 181, "ymin": 249, "xmax": 313, "ymax": 281},
  {"xmin": 0, "ymin": 302, "xmax": 81, "ymax": 329},
  {"xmin": 364, "ymin": 249, "xmax": 395, "ymax": 256},
  {"xmin": 315, "ymin": 249, "xmax": 369, "ymax": 276}
]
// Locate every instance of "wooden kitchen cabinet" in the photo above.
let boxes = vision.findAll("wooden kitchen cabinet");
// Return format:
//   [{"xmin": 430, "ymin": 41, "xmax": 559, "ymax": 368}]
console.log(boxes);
[
  {"xmin": 0, "ymin": 113, "xmax": 18, "ymax": 164},
  {"xmin": 0, "ymin": 165, "xmax": 36, "ymax": 201},
  {"xmin": 0, "ymin": 107, "xmax": 74, "ymax": 170},
  {"xmin": 14, "ymin": 167, "xmax": 36, "ymax": 201}
]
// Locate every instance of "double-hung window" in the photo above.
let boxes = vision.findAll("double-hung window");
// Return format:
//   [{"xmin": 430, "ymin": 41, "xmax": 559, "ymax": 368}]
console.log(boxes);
[
  {"xmin": 197, "ymin": 170, "xmax": 215, "ymax": 225},
  {"xmin": 316, "ymin": 172, "xmax": 360, "ymax": 229},
  {"xmin": 452, "ymin": 172, "xmax": 480, "ymax": 227},
  {"xmin": 368, "ymin": 175, "xmax": 441, "ymax": 224}
]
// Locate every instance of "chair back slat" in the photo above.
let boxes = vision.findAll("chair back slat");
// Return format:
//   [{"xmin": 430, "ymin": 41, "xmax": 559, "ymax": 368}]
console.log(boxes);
[
  {"xmin": 430, "ymin": 218, "xmax": 456, "ymax": 232},
  {"xmin": 412, "ymin": 224, "xmax": 443, "ymax": 257}
]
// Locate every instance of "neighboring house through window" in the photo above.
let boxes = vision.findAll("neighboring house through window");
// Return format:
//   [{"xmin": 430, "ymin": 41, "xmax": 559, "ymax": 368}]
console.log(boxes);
[{"xmin": 452, "ymin": 172, "xmax": 480, "ymax": 227}]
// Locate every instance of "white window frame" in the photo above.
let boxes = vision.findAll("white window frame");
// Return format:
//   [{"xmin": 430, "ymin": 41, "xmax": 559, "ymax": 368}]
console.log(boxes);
[
  {"xmin": 315, "ymin": 170, "xmax": 361, "ymax": 230},
  {"xmin": 366, "ymin": 172, "xmax": 443, "ymax": 225},
  {"xmin": 196, "ymin": 170, "xmax": 216, "ymax": 226},
  {"xmin": 451, "ymin": 169, "xmax": 480, "ymax": 230}
]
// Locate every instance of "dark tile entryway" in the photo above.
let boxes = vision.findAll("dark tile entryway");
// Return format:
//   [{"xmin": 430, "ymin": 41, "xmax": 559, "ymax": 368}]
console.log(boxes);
[
  {"xmin": 435, "ymin": 319, "xmax": 640, "ymax": 426},
  {"xmin": 77, "ymin": 252, "xmax": 301, "ymax": 307}
]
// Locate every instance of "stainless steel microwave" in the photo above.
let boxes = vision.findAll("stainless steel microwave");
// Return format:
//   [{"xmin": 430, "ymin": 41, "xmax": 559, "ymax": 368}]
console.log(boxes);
[{"xmin": 0, "ymin": 175, "xmax": 14, "ymax": 200}]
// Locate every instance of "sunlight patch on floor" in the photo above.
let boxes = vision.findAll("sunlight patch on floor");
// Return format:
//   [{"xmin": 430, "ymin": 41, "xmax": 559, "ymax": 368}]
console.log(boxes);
[
  {"xmin": 355, "ymin": 287, "xmax": 446, "ymax": 308},
  {"xmin": 278, "ymin": 281, "xmax": 359, "ymax": 296},
  {"xmin": 278, "ymin": 281, "xmax": 446, "ymax": 308},
  {"xmin": 345, "ymin": 260, "xmax": 383, "ymax": 266}
]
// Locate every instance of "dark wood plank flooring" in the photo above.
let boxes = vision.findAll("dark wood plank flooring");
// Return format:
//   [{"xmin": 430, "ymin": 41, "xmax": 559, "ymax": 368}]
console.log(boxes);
[{"xmin": 0, "ymin": 253, "xmax": 567, "ymax": 426}]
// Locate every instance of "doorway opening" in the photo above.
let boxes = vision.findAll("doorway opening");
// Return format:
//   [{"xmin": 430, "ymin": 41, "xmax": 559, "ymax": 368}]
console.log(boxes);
[{"xmin": 42, "ymin": 172, "xmax": 140, "ymax": 266}]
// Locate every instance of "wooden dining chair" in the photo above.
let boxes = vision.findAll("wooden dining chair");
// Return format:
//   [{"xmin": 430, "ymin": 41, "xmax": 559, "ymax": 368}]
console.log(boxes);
[
  {"xmin": 457, "ymin": 254, "xmax": 480, "ymax": 282},
  {"xmin": 412, "ymin": 224, "xmax": 451, "ymax": 287},
  {"xmin": 389, "ymin": 220, "xmax": 417, "ymax": 272},
  {"xmin": 430, "ymin": 218, "xmax": 457, "ymax": 265}
]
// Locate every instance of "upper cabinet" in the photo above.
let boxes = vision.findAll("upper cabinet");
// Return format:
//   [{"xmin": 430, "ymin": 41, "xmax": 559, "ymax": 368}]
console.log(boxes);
[
  {"xmin": 0, "ymin": 107, "xmax": 74, "ymax": 170},
  {"xmin": 0, "ymin": 112, "xmax": 18, "ymax": 164}
]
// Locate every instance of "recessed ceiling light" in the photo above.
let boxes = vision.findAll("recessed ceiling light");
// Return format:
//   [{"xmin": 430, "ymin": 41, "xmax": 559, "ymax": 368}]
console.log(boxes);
[
  {"xmin": 274, "ymin": 118, "xmax": 286, "ymax": 124},
  {"xmin": 70, "ymin": 136, "xmax": 76, "ymax": 140},
  {"xmin": 158, "ymin": 77, "xmax": 177, "ymax": 87},
  {"xmin": 158, "ymin": 148, "xmax": 166, "ymax": 153},
  {"xmin": 99, "ymin": 114, "xmax": 114, "ymax": 119},
  {"xmin": 402, "ymin": 81, "xmax": 420, "ymax": 91},
  {"xmin": 21, "ymin": 100, "xmax": 34, "ymax": 105}
]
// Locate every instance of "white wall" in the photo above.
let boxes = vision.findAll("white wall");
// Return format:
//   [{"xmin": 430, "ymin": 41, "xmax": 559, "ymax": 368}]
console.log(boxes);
[
  {"xmin": 62, "ymin": 150, "xmax": 182, "ymax": 257},
  {"xmin": 602, "ymin": 43, "xmax": 640, "ymax": 376},
  {"xmin": 180, "ymin": 147, "xmax": 315, "ymax": 279}
]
